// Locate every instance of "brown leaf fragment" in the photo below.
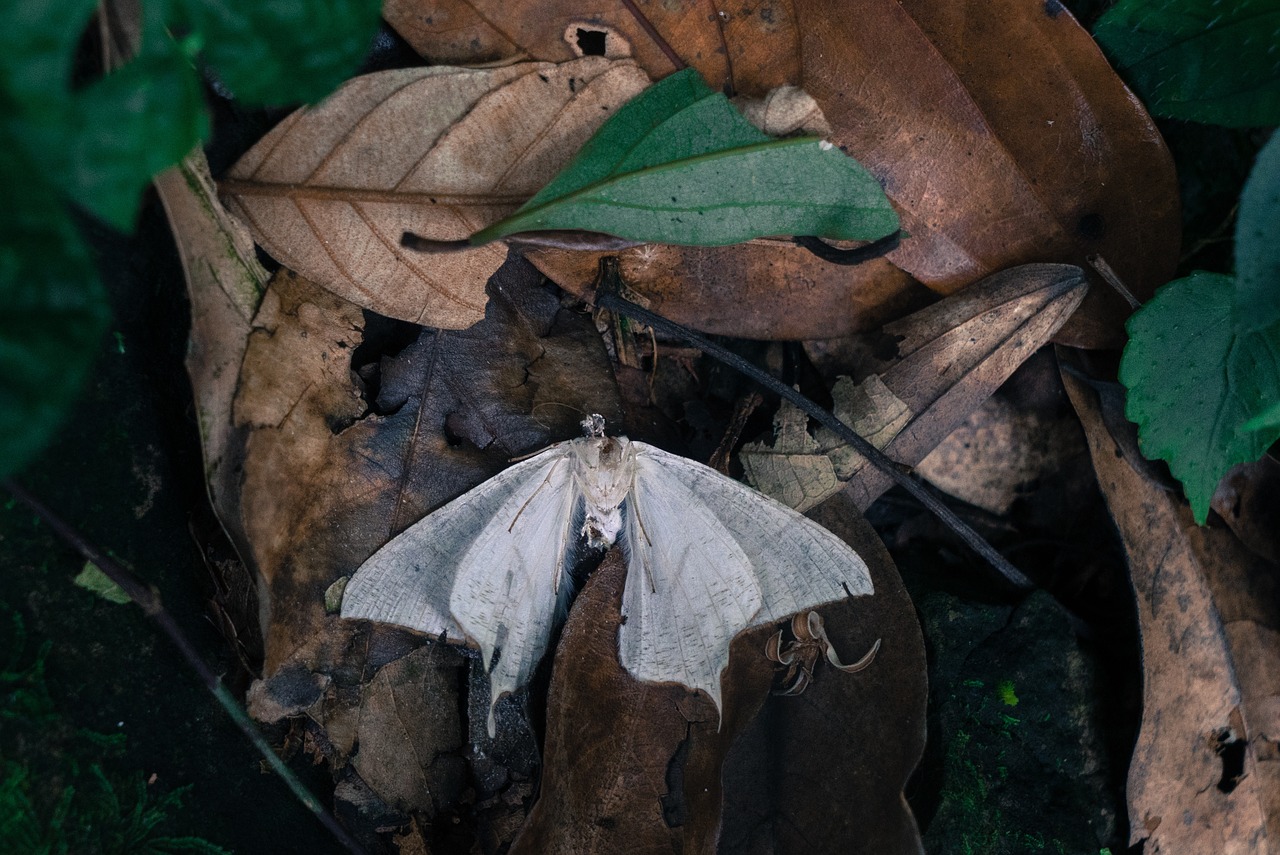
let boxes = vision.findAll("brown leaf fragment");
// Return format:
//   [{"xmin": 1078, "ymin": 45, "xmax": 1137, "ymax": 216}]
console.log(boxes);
[
  {"xmin": 383, "ymin": 0, "xmax": 802, "ymax": 96},
  {"xmin": 523, "ymin": 495, "xmax": 925, "ymax": 853},
  {"xmin": 747, "ymin": 264, "xmax": 1086, "ymax": 512},
  {"xmin": 234, "ymin": 254, "xmax": 623, "ymax": 842},
  {"xmin": 1212, "ymin": 457, "xmax": 1280, "ymax": 565},
  {"xmin": 221, "ymin": 58, "xmax": 649, "ymax": 328},
  {"xmin": 1065, "ymin": 365, "xmax": 1278, "ymax": 854},
  {"xmin": 915, "ymin": 394, "xmax": 1086, "ymax": 515}
]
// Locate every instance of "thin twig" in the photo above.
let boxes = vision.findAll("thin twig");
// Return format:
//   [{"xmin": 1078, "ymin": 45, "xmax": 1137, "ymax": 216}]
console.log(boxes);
[
  {"xmin": 3, "ymin": 479, "xmax": 369, "ymax": 855},
  {"xmin": 592, "ymin": 260, "xmax": 1034, "ymax": 589},
  {"xmin": 619, "ymin": 0, "xmax": 686, "ymax": 71}
]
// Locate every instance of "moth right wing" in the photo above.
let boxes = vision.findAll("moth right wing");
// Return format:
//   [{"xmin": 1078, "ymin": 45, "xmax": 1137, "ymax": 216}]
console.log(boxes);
[{"xmin": 341, "ymin": 445, "xmax": 577, "ymax": 680}]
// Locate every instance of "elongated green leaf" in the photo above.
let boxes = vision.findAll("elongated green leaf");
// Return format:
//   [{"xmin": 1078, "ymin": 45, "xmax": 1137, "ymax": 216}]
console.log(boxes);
[
  {"xmin": 1094, "ymin": 0, "xmax": 1280, "ymax": 127},
  {"xmin": 472, "ymin": 68, "xmax": 898, "ymax": 247},
  {"xmin": 1235, "ymin": 131, "xmax": 1280, "ymax": 331},
  {"xmin": 1120, "ymin": 272, "xmax": 1280, "ymax": 522}
]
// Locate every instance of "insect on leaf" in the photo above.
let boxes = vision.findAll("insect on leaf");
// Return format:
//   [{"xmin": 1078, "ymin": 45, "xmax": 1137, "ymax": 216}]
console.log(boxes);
[
  {"xmin": 341, "ymin": 423, "xmax": 874, "ymax": 736},
  {"xmin": 471, "ymin": 68, "xmax": 899, "ymax": 247}
]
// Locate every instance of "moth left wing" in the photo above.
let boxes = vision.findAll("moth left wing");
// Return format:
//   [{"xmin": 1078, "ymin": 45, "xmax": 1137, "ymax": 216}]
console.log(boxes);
[
  {"xmin": 342, "ymin": 445, "xmax": 580, "ymax": 735},
  {"xmin": 620, "ymin": 442, "xmax": 873, "ymax": 715}
]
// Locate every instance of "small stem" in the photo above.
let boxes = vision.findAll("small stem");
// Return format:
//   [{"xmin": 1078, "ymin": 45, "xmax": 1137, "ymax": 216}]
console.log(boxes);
[
  {"xmin": 592, "ymin": 261, "xmax": 1033, "ymax": 590},
  {"xmin": 619, "ymin": 0, "xmax": 686, "ymax": 71},
  {"xmin": 1087, "ymin": 254, "xmax": 1140, "ymax": 309},
  {"xmin": 3, "ymin": 479, "xmax": 370, "ymax": 855},
  {"xmin": 793, "ymin": 231, "xmax": 901, "ymax": 266}
]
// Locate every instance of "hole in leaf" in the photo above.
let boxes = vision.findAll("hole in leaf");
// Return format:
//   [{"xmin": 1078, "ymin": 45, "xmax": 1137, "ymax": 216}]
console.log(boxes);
[
  {"xmin": 576, "ymin": 28, "xmax": 608, "ymax": 56},
  {"xmin": 350, "ymin": 311, "xmax": 422, "ymax": 417},
  {"xmin": 1214, "ymin": 728, "xmax": 1246, "ymax": 793},
  {"xmin": 1077, "ymin": 213, "xmax": 1106, "ymax": 240}
]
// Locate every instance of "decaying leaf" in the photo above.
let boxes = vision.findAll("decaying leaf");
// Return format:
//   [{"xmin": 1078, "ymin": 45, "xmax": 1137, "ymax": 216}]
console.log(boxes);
[
  {"xmin": 221, "ymin": 58, "xmax": 649, "ymax": 328},
  {"xmin": 233, "ymin": 255, "xmax": 623, "ymax": 843},
  {"xmin": 1065, "ymin": 362, "xmax": 1280, "ymax": 854},
  {"xmin": 518, "ymin": 497, "xmax": 926, "ymax": 853},
  {"xmin": 386, "ymin": 0, "xmax": 1178, "ymax": 346},
  {"xmin": 744, "ymin": 264, "xmax": 1087, "ymax": 511},
  {"xmin": 154, "ymin": 148, "xmax": 268, "ymax": 553},
  {"xmin": 765, "ymin": 610, "xmax": 880, "ymax": 696},
  {"xmin": 915, "ymin": 395, "xmax": 1086, "ymax": 516},
  {"xmin": 741, "ymin": 374, "xmax": 910, "ymax": 513}
]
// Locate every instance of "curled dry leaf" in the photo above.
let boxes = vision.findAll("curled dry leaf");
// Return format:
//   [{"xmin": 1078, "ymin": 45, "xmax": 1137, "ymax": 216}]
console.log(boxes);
[
  {"xmin": 765, "ymin": 610, "xmax": 880, "ymax": 696},
  {"xmin": 518, "ymin": 495, "xmax": 925, "ymax": 853},
  {"xmin": 1065, "ymin": 364, "xmax": 1280, "ymax": 853},
  {"xmin": 221, "ymin": 57, "xmax": 649, "ymax": 328},
  {"xmin": 233, "ymin": 254, "xmax": 623, "ymax": 842},
  {"xmin": 387, "ymin": 0, "xmax": 1177, "ymax": 346},
  {"xmin": 744, "ymin": 264, "xmax": 1087, "ymax": 511}
]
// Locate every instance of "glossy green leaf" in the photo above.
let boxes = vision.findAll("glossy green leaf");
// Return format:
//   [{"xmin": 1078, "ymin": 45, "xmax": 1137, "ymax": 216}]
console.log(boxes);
[
  {"xmin": 472, "ymin": 68, "xmax": 898, "ymax": 247},
  {"xmin": 0, "ymin": 143, "xmax": 109, "ymax": 480},
  {"xmin": 1120, "ymin": 272, "xmax": 1280, "ymax": 522},
  {"xmin": 1094, "ymin": 0, "xmax": 1280, "ymax": 127},
  {"xmin": 178, "ymin": 0, "xmax": 383, "ymax": 105},
  {"xmin": 1235, "ymin": 131, "xmax": 1280, "ymax": 331}
]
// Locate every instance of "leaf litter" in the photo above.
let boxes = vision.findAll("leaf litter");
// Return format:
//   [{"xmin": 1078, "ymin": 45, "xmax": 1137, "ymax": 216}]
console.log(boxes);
[{"xmin": 145, "ymin": 2, "xmax": 1270, "ymax": 852}]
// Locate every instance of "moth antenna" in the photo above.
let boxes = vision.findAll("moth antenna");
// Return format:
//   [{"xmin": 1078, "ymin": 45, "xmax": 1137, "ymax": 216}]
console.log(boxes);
[
  {"xmin": 508, "ymin": 458, "xmax": 566, "ymax": 532},
  {"xmin": 531, "ymin": 401, "xmax": 588, "ymax": 431}
]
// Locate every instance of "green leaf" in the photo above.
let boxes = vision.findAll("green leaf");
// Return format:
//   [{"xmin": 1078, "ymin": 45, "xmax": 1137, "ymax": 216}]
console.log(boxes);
[
  {"xmin": 67, "ymin": 36, "xmax": 208, "ymax": 230},
  {"xmin": 0, "ymin": 141, "xmax": 109, "ymax": 480},
  {"xmin": 1235, "ymin": 131, "xmax": 1280, "ymax": 331},
  {"xmin": 1093, "ymin": 0, "xmax": 1280, "ymax": 127},
  {"xmin": 73, "ymin": 563, "xmax": 132, "ymax": 605},
  {"xmin": 178, "ymin": 0, "xmax": 383, "ymax": 105},
  {"xmin": 1242, "ymin": 399, "xmax": 1280, "ymax": 432},
  {"xmin": 472, "ymin": 68, "xmax": 899, "ymax": 247},
  {"xmin": 1120, "ymin": 271, "xmax": 1280, "ymax": 522}
]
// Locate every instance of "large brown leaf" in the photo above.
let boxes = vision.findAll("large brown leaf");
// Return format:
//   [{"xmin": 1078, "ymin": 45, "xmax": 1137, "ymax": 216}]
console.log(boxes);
[
  {"xmin": 233, "ymin": 254, "xmax": 623, "ymax": 842},
  {"xmin": 386, "ymin": 0, "xmax": 1177, "ymax": 346},
  {"xmin": 518, "ymin": 495, "xmax": 925, "ymax": 853},
  {"xmin": 1065, "ymin": 361, "xmax": 1280, "ymax": 853},
  {"xmin": 221, "ymin": 58, "xmax": 648, "ymax": 328}
]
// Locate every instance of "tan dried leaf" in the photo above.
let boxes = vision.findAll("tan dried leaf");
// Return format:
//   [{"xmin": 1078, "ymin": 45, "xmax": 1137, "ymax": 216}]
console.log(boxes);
[
  {"xmin": 746, "ymin": 264, "xmax": 1087, "ymax": 511},
  {"xmin": 221, "ymin": 58, "xmax": 649, "ymax": 328},
  {"xmin": 741, "ymin": 374, "xmax": 910, "ymax": 513},
  {"xmin": 915, "ymin": 395, "xmax": 1085, "ymax": 515},
  {"xmin": 1065, "ymin": 363, "xmax": 1280, "ymax": 854}
]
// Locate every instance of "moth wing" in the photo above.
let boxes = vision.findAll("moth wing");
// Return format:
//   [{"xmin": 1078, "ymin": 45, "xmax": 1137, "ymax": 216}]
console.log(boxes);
[
  {"xmin": 621, "ymin": 442, "xmax": 873, "ymax": 715},
  {"xmin": 446, "ymin": 445, "xmax": 582, "ymax": 734},
  {"xmin": 342, "ymin": 447, "xmax": 578, "ymax": 734}
]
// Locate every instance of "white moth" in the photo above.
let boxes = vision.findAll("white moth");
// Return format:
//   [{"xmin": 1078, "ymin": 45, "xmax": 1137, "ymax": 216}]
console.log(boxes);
[{"xmin": 341, "ymin": 416, "xmax": 873, "ymax": 735}]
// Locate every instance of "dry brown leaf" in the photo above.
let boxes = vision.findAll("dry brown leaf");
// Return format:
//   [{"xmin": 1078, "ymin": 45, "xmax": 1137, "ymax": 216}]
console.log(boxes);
[
  {"xmin": 387, "ymin": 0, "xmax": 1176, "ymax": 347},
  {"xmin": 154, "ymin": 150, "xmax": 268, "ymax": 548},
  {"xmin": 1213, "ymin": 457, "xmax": 1280, "ymax": 565},
  {"xmin": 232, "ymin": 255, "xmax": 623, "ymax": 844},
  {"xmin": 383, "ymin": 0, "xmax": 799, "ymax": 96},
  {"xmin": 745, "ymin": 264, "xmax": 1087, "ymax": 512},
  {"xmin": 517, "ymin": 496, "xmax": 925, "ymax": 853},
  {"xmin": 221, "ymin": 58, "xmax": 649, "ymax": 328},
  {"xmin": 915, "ymin": 395, "xmax": 1086, "ymax": 515},
  {"xmin": 1065, "ymin": 363, "xmax": 1280, "ymax": 854}
]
